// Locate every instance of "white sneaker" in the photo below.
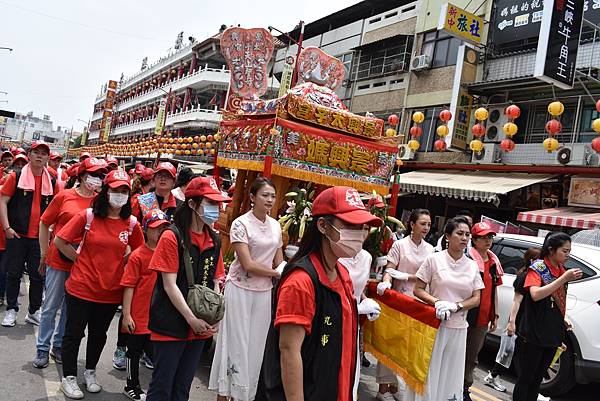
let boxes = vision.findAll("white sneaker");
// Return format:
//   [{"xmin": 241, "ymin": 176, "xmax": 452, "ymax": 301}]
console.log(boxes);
[
  {"xmin": 25, "ymin": 310, "xmax": 41, "ymax": 326},
  {"xmin": 1, "ymin": 310, "xmax": 17, "ymax": 327},
  {"xmin": 83, "ymin": 369, "xmax": 102, "ymax": 393},
  {"xmin": 61, "ymin": 376, "xmax": 84, "ymax": 399},
  {"xmin": 483, "ymin": 371, "xmax": 507, "ymax": 392},
  {"xmin": 376, "ymin": 392, "xmax": 396, "ymax": 401},
  {"xmin": 537, "ymin": 395, "xmax": 551, "ymax": 401}
]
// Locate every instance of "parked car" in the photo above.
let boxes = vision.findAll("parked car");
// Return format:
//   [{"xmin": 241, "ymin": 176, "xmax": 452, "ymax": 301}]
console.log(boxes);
[{"xmin": 488, "ymin": 234, "xmax": 600, "ymax": 396}]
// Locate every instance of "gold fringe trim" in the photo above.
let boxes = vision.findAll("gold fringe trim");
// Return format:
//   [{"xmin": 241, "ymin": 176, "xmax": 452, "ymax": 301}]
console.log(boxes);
[
  {"xmin": 217, "ymin": 158, "xmax": 264, "ymax": 172},
  {"xmin": 272, "ymin": 165, "xmax": 390, "ymax": 195}
]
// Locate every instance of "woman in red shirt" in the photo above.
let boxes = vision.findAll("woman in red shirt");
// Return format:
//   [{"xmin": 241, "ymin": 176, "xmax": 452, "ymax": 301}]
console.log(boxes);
[
  {"xmin": 256, "ymin": 186, "xmax": 381, "ymax": 401},
  {"xmin": 146, "ymin": 176, "xmax": 230, "ymax": 401},
  {"xmin": 33, "ymin": 157, "xmax": 106, "ymax": 370},
  {"xmin": 54, "ymin": 169, "xmax": 144, "ymax": 400}
]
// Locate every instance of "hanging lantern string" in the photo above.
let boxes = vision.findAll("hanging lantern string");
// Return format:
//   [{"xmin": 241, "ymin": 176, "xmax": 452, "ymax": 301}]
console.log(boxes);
[{"xmin": 551, "ymin": 84, "xmax": 557, "ymax": 101}]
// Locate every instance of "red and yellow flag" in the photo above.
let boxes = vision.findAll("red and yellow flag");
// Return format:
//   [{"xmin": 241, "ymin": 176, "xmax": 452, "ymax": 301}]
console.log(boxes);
[{"xmin": 363, "ymin": 282, "xmax": 440, "ymax": 395}]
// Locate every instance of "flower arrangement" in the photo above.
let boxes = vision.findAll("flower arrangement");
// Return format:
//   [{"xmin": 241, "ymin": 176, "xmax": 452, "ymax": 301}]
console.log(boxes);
[
  {"xmin": 278, "ymin": 184, "xmax": 315, "ymax": 245},
  {"xmin": 362, "ymin": 191, "xmax": 404, "ymax": 264}
]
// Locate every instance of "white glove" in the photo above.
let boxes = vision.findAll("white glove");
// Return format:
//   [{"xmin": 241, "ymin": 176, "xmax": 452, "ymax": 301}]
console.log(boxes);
[
  {"xmin": 435, "ymin": 300, "xmax": 459, "ymax": 313},
  {"xmin": 275, "ymin": 261, "xmax": 286, "ymax": 275},
  {"xmin": 376, "ymin": 281, "xmax": 391, "ymax": 296},
  {"xmin": 357, "ymin": 298, "xmax": 381, "ymax": 321},
  {"xmin": 385, "ymin": 268, "xmax": 410, "ymax": 281},
  {"xmin": 436, "ymin": 308, "xmax": 451, "ymax": 321}
]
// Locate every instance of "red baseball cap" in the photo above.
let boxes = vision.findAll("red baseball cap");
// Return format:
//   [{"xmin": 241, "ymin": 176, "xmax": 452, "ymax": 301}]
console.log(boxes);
[
  {"xmin": 105, "ymin": 155, "xmax": 118, "ymax": 167},
  {"xmin": 66, "ymin": 163, "xmax": 80, "ymax": 177},
  {"xmin": 79, "ymin": 152, "xmax": 91, "ymax": 161},
  {"xmin": 472, "ymin": 222, "xmax": 496, "ymax": 237},
  {"xmin": 15, "ymin": 147, "xmax": 26, "ymax": 155},
  {"xmin": 13, "ymin": 154, "xmax": 29, "ymax": 164},
  {"xmin": 154, "ymin": 162, "xmax": 176, "ymax": 178},
  {"xmin": 104, "ymin": 169, "xmax": 131, "ymax": 189},
  {"xmin": 184, "ymin": 177, "xmax": 231, "ymax": 202},
  {"xmin": 142, "ymin": 209, "xmax": 171, "ymax": 230},
  {"xmin": 78, "ymin": 157, "xmax": 108, "ymax": 176},
  {"xmin": 1, "ymin": 150, "xmax": 13, "ymax": 159},
  {"xmin": 49, "ymin": 151, "xmax": 63, "ymax": 161},
  {"xmin": 312, "ymin": 187, "xmax": 382, "ymax": 227},
  {"xmin": 30, "ymin": 141, "xmax": 50, "ymax": 154},
  {"xmin": 47, "ymin": 166, "xmax": 57, "ymax": 178},
  {"xmin": 141, "ymin": 167, "xmax": 155, "ymax": 181},
  {"xmin": 134, "ymin": 164, "xmax": 145, "ymax": 175}
]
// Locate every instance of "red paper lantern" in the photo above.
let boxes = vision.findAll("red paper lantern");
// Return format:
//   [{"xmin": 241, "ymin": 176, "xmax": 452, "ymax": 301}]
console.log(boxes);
[
  {"xmin": 434, "ymin": 139, "xmax": 447, "ymax": 151},
  {"xmin": 439, "ymin": 110, "xmax": 452, "ymax": 122},
  {"xmin": 545, "ymin": 119, "xmax": 562, "ymax": 135},
  {"xmin": 592, "ymin": 137, "xmax": 600, "ymax": 153},
  {"xmin": 471, "ymin": 123, "xmax": 486, "ymax": 138},
  {"xmin": 500, "ymin": 138, "xmax": 516, "ymax": 152},
  {"xmin": 596, "ymin": 100, "xmax": 600, "ymax": 113},
  {"xmin": 409, "ymin": 125, "xmax": 423, "ymax": 138},
  {"xmin": 505, "ymin": 105, "xmax": 521, "ymax": 119},
  {"xmin": 387, "ymin": 114, "xmax": 399, "ymax": 126}
]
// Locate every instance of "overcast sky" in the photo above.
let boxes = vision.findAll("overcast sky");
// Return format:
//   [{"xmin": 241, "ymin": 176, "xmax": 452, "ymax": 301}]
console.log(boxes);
[{"xmin": 0, "ymin": 0, "xmax": 360, "ymax": 132}]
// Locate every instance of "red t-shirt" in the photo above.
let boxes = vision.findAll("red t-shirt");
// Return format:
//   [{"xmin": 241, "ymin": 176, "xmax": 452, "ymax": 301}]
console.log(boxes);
[
  {"xmin": 275, "ymin": 253, "xmax": 357, "ymax": 401},
  {"xmin": 41, "ymin": 188, "xmax": 95, "ymax": 272},
  {"xmin": 524, "ymin": 258, "xmax": 566, "ymax": 289},
  {"xmin": 477, "ymin": 258, "xmax": 504, "ymax": 327},
  {"xmin": 120, "ymin": 244, "xmax": 156, "ymax": 334},
  {"xmin": 58, "ymin": 210, "xmax": 144, "ymax": 304},
  {"xmin": 149, "ymin": 227, "xmax": 225, "ymax": 341},
  {"xmin": 1, "ymin": 172, "xmax": 42, "ymax": 238}
]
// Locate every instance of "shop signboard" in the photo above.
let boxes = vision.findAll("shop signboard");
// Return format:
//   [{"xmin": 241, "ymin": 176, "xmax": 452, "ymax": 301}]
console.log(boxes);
[
  {"xmin": 100, "ymin": 80, "xmax": 117, "ymax": 143},
  {"xmin": 493, "ymin": 0, "xmax": 598, "ymax": 45},
  {"xmin": 534, "ymin": 0, "xmax": 585, "ymax": 90},
  {"xmin": 447, "ymin": 45, "xmax": 478, "ymax": 150},
  {"xmin": 438, "ymin": 3, "xmax": 484, "ymax": 45},
  {"xmin": 154, "ymin": 97, "xmax": 167, "ymax": 136},
  {"xmin": 278, "ymin": 54, "xmax": 295, "ymax": 98},
  {"xmin": 568, "ymin": 176, "xmax": 600, "ymax": 209}
]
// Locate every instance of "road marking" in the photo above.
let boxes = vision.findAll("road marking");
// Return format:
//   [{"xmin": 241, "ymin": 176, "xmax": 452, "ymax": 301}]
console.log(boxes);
[{"xmin": 471, "ymin": 385, "xmax": 504, "ymax": 401}]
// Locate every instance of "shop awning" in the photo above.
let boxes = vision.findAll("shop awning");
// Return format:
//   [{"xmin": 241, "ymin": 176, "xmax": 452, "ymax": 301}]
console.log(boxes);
[
  {"xmin": 398, "ymin": 170, "xmax": 552, "ymax": 206},
  {"xmin": 517, "ymin": 207, "xmax": 600, "ymax": 229}
]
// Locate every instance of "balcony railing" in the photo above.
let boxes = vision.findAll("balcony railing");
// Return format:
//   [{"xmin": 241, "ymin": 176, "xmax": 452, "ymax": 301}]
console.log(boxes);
[{"xmin": 480, "ymin": 41, "xmax": 600, "ymax": 82}]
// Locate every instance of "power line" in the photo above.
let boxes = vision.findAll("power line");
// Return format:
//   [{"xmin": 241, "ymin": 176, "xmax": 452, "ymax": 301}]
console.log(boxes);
[{"xmin": 0, "ymin": 0, "xmax": 171, "ymax": 43}]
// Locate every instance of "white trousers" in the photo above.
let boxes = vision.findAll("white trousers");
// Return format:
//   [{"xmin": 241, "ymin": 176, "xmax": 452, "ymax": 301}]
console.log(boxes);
[
  {"xmin": 404, "ymin": 326, "xmax": 467, "ymax": 401},
  {"xmin": 208, "ymin": 283, "xmax": 272, "ymax": 401}
]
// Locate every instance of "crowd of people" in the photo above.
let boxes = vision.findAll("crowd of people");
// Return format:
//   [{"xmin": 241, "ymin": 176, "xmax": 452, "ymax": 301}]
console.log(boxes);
[{"xmin": 0, "ymin": 140, "xmax": 583, "ymax": 401}]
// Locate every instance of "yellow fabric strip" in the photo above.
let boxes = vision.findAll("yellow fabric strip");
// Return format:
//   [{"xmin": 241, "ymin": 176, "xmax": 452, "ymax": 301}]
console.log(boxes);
[
  {"xmin": 363, "ymin": 302, "xmax": 438, "ymax": 395},
  {"xmin": 217, "ymin": 158, "xmax": 264, "ymax": 172}
]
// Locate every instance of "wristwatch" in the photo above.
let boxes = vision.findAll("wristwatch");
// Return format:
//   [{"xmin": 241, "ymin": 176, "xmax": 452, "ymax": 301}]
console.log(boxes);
[{"xmin": 456, "ymin": 302, "xmax": 464, "ymax": 311}]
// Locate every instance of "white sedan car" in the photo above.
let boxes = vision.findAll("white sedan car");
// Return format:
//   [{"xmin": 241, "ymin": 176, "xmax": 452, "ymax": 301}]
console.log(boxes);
[{"xmin": 488, "ymin": 234, "xmax": 600, "ymax": 396}]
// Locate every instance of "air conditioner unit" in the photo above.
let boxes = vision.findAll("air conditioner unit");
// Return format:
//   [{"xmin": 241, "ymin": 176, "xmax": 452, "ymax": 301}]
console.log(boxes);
[
  {"xmin": 410, "ymin": 55, "xmax": 430, "ymax": 71},
  {"xmin": 471, "ymin": 143, "xmax": 502, "ymax": 164},
  {"xmin": 484, "ymin": 107, "xmax": 509, "ymax": 143},
  {"xmin": 398, "ymin": 144, "xmax": 416, "ymax": 160}
]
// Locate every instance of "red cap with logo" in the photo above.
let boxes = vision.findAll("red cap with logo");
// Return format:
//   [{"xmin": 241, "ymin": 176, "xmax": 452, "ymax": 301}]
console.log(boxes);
[
  {"xmin": 13, "ymin": 154, "xmax": 29, "ymax": 164},
  {"xmin": 78, "ymin": 157, "xmax": 108, "ymax": 176},
  {"xmin": 66, "ymin": 163, "xmax": 80, "ymax": 177},
  {"xmin": 49, "ymin": 151, "xmax": 63, "ymax": 161},
  {"xmin": 30, "ymin": 141, "xmax": 50, "ymax": 154},
  {"xmin": 471, "ymin": 222, "xmax": 497, "ymax": 237},
  {"xmin": 79, "ymin": 152, "xmax": 91, "ymax": 161},
  {"xmin": 104, "ymin": 169, "xmax": 131, "ymax": 189},
  {"xmin": 184, "ymin": 177, "xmax": 231, "ymax": 202},
  {"xmin": 105, "ymin": 155, "xmax": 118, "ymax": 167},
  {"xmin": 141, "ymin": 167, "xmax": 155, "ymax": 181},
  {"xmin": 154, "ymin": 162, "xmax": 176, "ymax": 178},
  {"xmin": 1, "ymin": 150, "xmax": 13, "ymax": 159},
  {"xmin": 142, "ymin": 209, "xmax": 171, "ymax": 230},
  {"xmin": 134, "ymin": 164, "xmax": 145, "ymax": 175},
  {"xmin": 312, "ymin": 186, "xmax": 382, "ymax": 227}
]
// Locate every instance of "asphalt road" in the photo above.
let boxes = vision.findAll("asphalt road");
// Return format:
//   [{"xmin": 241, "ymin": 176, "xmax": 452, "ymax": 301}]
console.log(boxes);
[{"xmin": 1, "ymin": 279, "xmax": 598, "ymax": 401}]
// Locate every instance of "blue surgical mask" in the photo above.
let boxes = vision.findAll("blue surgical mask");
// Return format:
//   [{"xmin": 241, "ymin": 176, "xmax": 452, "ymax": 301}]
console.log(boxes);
[{"xmin": 195, "ymin": 203, "xmax": 220, "ymax": 224}]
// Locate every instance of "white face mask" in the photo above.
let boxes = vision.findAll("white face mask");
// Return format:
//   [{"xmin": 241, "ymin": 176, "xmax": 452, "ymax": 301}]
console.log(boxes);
[
  {"xmin": 326, "ymin": 223, "xmax": 366, "ymax": 259},
  {"xmin": 84, "ymin": 176, "xmax": 102, "ymax": 191},
  {"xmin": 108, "ymin": 192, "xmax": 129, "ymax": 208}
]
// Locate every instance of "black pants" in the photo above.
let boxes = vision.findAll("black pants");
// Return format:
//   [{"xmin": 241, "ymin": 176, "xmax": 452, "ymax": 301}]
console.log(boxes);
[
  {"xmin": 5, "ymin": 237, "xmax": 43, "ymax": 313},
  {"xmin": 126, "ymin": 333, "xmax": 153, "ymax": 388},
  {"xmin": 117, "ymin": 313, "xmax": 127, "ymax": 347},
  {"xmin": 513, "ymin": 338, "xmax": 556, "ymax": 401},
  {"xmin": 146, "ymin": 340, "xmax": 206, "ymax": 401},
  {"xmin": 61, "ymin": 293, "xmax": 119, "ymax": 377}
]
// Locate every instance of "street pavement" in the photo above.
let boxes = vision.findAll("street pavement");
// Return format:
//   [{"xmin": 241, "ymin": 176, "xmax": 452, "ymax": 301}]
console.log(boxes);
[{"xmin": 1, "ymin": 278, "xmax": 598, "ymax": 401}]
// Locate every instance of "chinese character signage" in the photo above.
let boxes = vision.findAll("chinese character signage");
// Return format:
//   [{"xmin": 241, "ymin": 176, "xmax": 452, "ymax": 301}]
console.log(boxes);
[
  {"xmin": 568, "ymin": 176, "xmax": 600, "ymax": 208},
  {"xmin": 438, "ymin": 3, "xmax": 484, "ymax": 45},
  {"xmin": 493, "ymin": 0, "xmax": 599, "ymax": 46},
  {"xmin": 278, "ymin": 54, "xmax": 295, "ymax": 98},
  {"xmin": 447, "ymin": 45, "xmax": 478, "ymax": 150},
  {"xmin": 100, "ymin": 79, "xmax": 117, "ymax": 143},
  {"xmin": 285, "ymin": 94, "xmax": 384, "ymax": 139},
  {"xmin": 297, "ymin": 47, "xmax": 346, "ymax": 90},
  {"xmin": 217, "ymin": 118, "xmax": 396, "ymax": 194},
  {"xmin": 534, "ymin": 0, "xmax": 584, "ymax": 90},
  {"xmin": 154, "ymin": 97, "xmax": 167, "ymax": 136},
  {"xmin": 220, "ymin": 27, "xmax": 274, "ymax": 100}
]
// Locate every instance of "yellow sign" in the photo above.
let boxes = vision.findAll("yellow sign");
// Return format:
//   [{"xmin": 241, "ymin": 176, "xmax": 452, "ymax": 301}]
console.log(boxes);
[
  {"xmin": 438, "ymin": 3, "xmax": 483, "ymax": 45},
  {"xmin": 155, "ymin": 98, "xmax": 167, "ymax": 136},
  {"xmin": 278, "ymin": 55, "xmax": 295, "ymax": 98}
]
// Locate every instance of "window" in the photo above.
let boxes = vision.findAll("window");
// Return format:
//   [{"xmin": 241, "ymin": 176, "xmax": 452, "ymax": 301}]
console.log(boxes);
[
  {"xmin": 408, "ymin": 107, "xmax": 446, "ymax": 152},
  {"xmin": 421, "ymin": 31, "xmax": 461, "ymax": 68},
  {"xmin": 565, "ymin": 257, "xmax": 596, "ymax": 280},
  {"xmin": 352, "ymin": 37, "xmax": 413, "ymax": 81},
  {"xmin": 495, "ymin": 244, "xmax": 527, "ymax": 275},
  {"xmin": 578, "ymin": 106, "xmax": 600, "ymax": 144},
  {"xmin": 525, "ymin": 104, "xmax": 577, "ymax": 144},
  {"xmin": 336, "ymin": 53, "xmax": 353, "ymax": 78}
]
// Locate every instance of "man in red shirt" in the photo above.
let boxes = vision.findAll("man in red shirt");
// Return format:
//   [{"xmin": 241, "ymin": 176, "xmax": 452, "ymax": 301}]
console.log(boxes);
[{"xmin": 0, "ymin": 141, "xmax": 55, "ymax": 327}]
